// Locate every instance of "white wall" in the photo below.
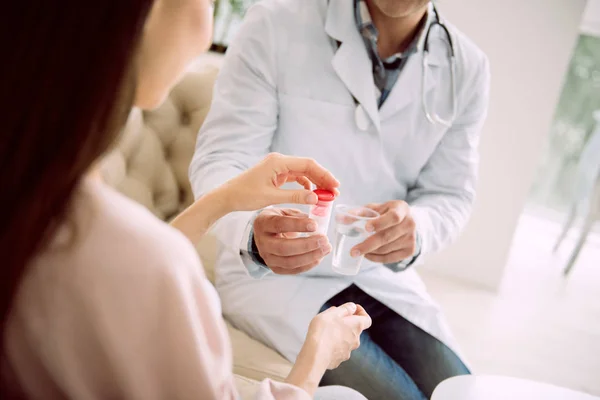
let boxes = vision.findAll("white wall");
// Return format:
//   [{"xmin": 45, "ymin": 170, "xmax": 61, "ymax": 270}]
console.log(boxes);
[
  {"xmin": 582, "ymin": 0, "xmax": 600, "ymax": 36},
  {"xmin": 422, "ymin": 0, "xmax": 588, "ymax": 290}
]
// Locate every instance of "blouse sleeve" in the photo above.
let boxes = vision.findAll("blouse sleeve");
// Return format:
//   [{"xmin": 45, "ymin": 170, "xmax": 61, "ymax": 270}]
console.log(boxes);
[{"xmin": 62, "ymin": 229, "xmax": 311, "ymax": 400}]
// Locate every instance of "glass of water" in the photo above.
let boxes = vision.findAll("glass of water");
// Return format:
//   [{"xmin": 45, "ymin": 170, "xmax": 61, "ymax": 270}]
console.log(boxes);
[{"xmin": 332, "ymin": 205, "xmax": 380, "ymax": 276}]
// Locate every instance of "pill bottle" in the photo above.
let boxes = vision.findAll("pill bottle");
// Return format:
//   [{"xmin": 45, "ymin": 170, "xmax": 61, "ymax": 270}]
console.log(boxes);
[{"xmin": 309, "ymin": 189, "xmax": 335, "ymax": 235}]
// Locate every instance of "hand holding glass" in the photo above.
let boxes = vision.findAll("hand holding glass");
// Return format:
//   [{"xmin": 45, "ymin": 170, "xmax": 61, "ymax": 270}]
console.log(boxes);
[{"xmin": 332, "ymin": 205, "xmax": 380, "ymax": 275}]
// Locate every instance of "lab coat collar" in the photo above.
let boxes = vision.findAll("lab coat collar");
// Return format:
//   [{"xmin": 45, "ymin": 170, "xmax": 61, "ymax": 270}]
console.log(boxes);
[
  {"xmin": 325, "ymin": 0, "xmax": 446, "ymax": 127},
  {"xmin": 326, "ymin": 0, "xmax": 381, "ymax": 133},
  {"xmin": 378, "ymin": 51, "xmax": 440, "ymax": 120},
  {"xmin": 416, "ymin": 2, "xmax": 443, "ymax": 63},
  {"xmin": 379, "ymin": 3, "xmax": 446, "ymax": 120},
  {"xmin": 324, "ymin": 0, "xmax": 354, "ymax": 44}
]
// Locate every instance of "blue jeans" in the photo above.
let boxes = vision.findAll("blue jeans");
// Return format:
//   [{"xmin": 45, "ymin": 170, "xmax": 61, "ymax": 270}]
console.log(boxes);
[{"xmin": 319, "ymin": 285, "xmax": 470, "ymax": 400}]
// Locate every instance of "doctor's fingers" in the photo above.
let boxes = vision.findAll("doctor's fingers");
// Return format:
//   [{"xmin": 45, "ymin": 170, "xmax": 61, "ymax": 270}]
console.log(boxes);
[
  {"xmin": 261, "ymin": 235, "xmax": 330, "ymax": 256},
  {"xmin": 365, "ymin": 207, "xmax": 413, "ymax": 233},
  {"xmin": 270, "ymin": 260, "xmax": 321, "ymax": 275},
  {"xmin": 368, "ymin": 232, "xmax": 416, "ymax": 255},
  {"xmin": 263, "ymin": 244, "xmax": 331, "ymax": 268},
  {"xmin": 351, "ymin": 224, "xmax": 408, "ymax": 256},
  {"xmin": 255, "ymin": 213, "xmax": 317, "ymax": 235},
  {"xmin": 364, "ymin": 249, "xmax": 414, "ymax": 264}
]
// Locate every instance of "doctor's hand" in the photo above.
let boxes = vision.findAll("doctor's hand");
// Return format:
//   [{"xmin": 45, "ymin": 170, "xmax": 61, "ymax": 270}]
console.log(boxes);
[
  {"xmin": 222, "ymin": 153, "xmax": 340, "ymax": 212},
  {"xmin": 351, "ymin": 200, "xmax": 417, "ymax": 264},
  {"xmin": 253, "ymin": 208, "xmax": 332, "ymax": 275}
]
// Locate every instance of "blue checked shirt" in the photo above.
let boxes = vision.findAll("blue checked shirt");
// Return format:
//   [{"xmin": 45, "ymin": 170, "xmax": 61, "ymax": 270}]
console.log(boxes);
[
  {"xmin": 354, "ymin": 0, "xmax": 426, "ymax": 270},
  {"xmin": 240, "ymin": 1, "xmax": 429, "ymax": 275},
  {"xmin": 355, "ymin": 0, "xmax": 427, "ymax": 107}
]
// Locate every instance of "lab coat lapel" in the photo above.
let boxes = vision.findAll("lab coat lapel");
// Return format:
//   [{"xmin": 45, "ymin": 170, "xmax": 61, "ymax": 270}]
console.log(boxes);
[
  {"xmin": 379, "ymin": 10, "xmax": 445, "ymax": 121},
  {"xmin": 325, "ymin": 0, "xmax": 381, "ymax": 133},
  {"xmin": 379, "ymin": 53, "xmax": 441, "ymax": 121}
]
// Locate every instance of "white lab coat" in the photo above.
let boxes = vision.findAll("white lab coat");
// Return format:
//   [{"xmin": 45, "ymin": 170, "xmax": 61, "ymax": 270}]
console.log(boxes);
[{"xmin": 190, "ymin": 0, "xmax": 490, "ymax": 364}]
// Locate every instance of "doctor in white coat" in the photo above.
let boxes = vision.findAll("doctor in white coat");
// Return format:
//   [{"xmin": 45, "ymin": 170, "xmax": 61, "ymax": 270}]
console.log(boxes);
[{"xmin": 190, "ymin": 0, "xmax": 490, "ymax": 399}]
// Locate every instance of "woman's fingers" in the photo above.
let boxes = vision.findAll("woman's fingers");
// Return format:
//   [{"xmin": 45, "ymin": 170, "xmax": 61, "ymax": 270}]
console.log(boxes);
[
  {"xmin": 269, "ymin": 153, "xmax": 340, "ymax": 190},
  {"xmin": 332, "ymin": 302, "xmax": 358, "ymax": 317},
  {"xmin": 286, "ymin": 175, "xmax": 312, "ymax": 190},
  {"xmin": 225, "ymin": 153, "xmax": 340, "ymax": 212},
  {"xmin": 269, "ymin": 188, "xmax": 318, "ymax": 205}
]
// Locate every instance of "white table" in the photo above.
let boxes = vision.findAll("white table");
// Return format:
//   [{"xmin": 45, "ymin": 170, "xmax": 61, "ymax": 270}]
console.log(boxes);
[{"xmin": 432, "ymin": 375, "xmax": 599, "ymax": 400}]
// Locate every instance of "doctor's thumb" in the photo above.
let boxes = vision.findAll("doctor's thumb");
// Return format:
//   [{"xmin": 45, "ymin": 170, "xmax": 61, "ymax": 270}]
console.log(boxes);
[{"xmin": 276, "ymin": 189, "xmax": 318, "ymax": 205}]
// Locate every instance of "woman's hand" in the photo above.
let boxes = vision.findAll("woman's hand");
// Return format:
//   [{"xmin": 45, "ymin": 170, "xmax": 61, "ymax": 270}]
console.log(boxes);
[
  {"xmin": 285, "ymin": 303, "xmax": 371, "ymax": 396},
  {"xmin": 220, "ymin": 153, "xmax": 340, "ymax": 212},
  {"xmin": 171, "ymin": 153, "xmax": 338, "ymax": 245},
  {"xmin": 306, "ymin": 303, "xmax": 372, "ymax": 369}
]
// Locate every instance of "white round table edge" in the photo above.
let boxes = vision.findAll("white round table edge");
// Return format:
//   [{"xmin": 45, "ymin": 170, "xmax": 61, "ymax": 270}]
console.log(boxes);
[{"xmin": 431, "ymin": 375, "xmax": 599, "ymax": 400}]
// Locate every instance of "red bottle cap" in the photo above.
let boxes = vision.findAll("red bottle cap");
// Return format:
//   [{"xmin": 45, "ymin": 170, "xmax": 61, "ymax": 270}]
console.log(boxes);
[{"xmin": 313, "ymin": 189, "xmax": 335, "ymax": 202}]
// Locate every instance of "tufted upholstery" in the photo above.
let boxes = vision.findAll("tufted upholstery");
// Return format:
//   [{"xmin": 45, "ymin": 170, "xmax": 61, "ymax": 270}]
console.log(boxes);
[
  {"xmin": 100, "ymin": 67, "xmax": 220, "ymax": 281},
  {"xmin": 100, "ymin": 69, "xmax": 217, "ymax": 221},
  {"xmin": 98, "ymin": 63, "xmax": 292, "ymax": 395}
]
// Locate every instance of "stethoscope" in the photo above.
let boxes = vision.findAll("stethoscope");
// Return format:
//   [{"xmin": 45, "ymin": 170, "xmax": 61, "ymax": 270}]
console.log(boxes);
[{"xmin": 354, "ymin": 3, "xmax": 457, "ymax": 130}]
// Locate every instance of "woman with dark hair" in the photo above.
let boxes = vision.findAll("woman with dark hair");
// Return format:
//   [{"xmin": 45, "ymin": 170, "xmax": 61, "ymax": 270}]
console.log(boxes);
[{"xmin": 0, "ymin": 1, "xmax": 370, "ymax": 399}]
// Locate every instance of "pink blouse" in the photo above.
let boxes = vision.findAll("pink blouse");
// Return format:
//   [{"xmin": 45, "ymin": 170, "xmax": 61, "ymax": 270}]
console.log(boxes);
[{"xmin": 4, "ymin": 180, "xmax": 310, "ymax": 400}]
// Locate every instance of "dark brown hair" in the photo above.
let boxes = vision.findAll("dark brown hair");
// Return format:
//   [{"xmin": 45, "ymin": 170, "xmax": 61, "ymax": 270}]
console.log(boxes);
[{"xmin": 0, "ymin": 1, "xmax": 154, "ymax": 396}]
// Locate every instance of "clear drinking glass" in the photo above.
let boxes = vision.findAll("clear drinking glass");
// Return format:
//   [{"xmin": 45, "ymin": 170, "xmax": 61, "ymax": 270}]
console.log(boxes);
[{"xmin": 332, "ymin": 205, "xmax": 380, "ymax": 276}]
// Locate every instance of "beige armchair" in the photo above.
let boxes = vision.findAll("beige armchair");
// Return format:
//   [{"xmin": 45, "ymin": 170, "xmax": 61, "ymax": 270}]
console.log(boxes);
[{"xmin": 99, "ymin": 65, "xmax": 293, "ymax": 394}]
